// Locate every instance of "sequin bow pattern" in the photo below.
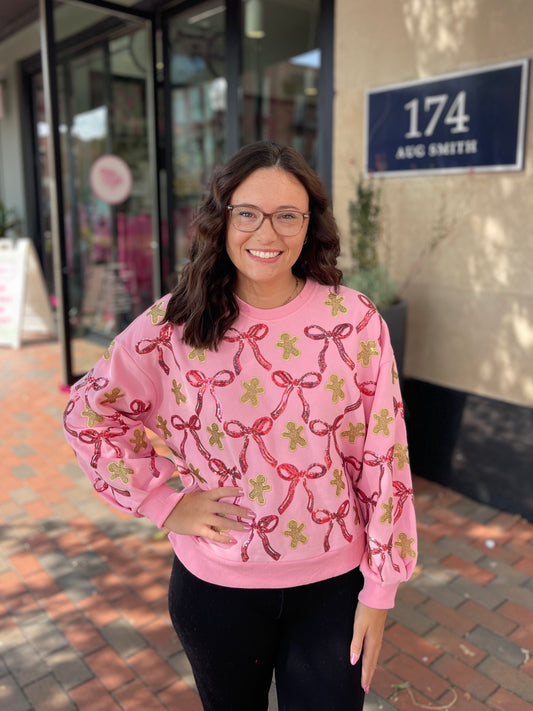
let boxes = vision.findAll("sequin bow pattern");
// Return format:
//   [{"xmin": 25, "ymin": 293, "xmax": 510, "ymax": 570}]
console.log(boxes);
[
  {"xmin": 241, "ymin": 514, "xmax": 281, "ymax": 562},
  {"xmin": 270, "ymin": 370, "xmax": 322, "ymax": 422},
  {"xmin": 208, "ymin": 458, "xmax": 242, "ymax": 488},
  {"xmin": 362, "ymin": 446, "xmax": 396, "ymax": 499},
  {"xmin": 135, "ymin": 323, "xmax": 180, "ymax": 375},
  {"xmin": 355, "ymin": 293, "xmax": 379, "ymax": 333},
  {"xmin": 369, "ymin": 533, "xmax": 401, "ymax": 580},
  {"xmin": 355, "ymin": 487, "xmax": 379, "ymax": 525},
  {"xmin": 63, "ymin": 398, "xmax": 79, "ymax": 439},
  {"xmin": 304, "ymin": 323, "xmax": 355, "ymax": 372},
  {"xmin": 392, "ymin": 481, "xmax": 413, "ymax": 523},
  {"xmin": 186, "ymin": 369, "xmax": 235, "ymax": 421},
  {"xmin": 223, "ymin": 417, "xmax": 277, "ymax": 472},
  {"xmin": 311, "ymin": 500, "xmax": 353, "ymax": 552},
  {"xmin": 93, "ymin": 475, "xmax": 132, "ymax": 509},
  {"xmin": 75, "ymin": 369, "xmax": 108, "ymax": 395},
  {"xmin": 117, "ymin": 399, "xmax": 152, "ymax": 417},
  {"xmin": 78, "ymin": 425, "xmax": 127, "ymax": 469},
  {"xmin": 277, "ymin": 462, "xmax": 327, "ymax": 514},
  {"xmin": 354, "ymin": 372, "xmax": 377, "ymax": 396},
  {"xmin": 223, "ymin": 324, "xmax": 272, "ymax": 375},
  {"xmin": 170, "ymin": 413, "xmax": 210, "ymax": 461},
  {"xmin": 309, "ymin": 413, "xmax": 345, "ymax": 469}
]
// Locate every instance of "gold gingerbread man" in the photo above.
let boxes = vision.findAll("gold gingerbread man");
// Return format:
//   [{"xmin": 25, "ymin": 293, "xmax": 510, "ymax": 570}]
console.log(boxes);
[
  {"xmin": 81, "ymin": 405, "xmax": 104, "ymax": 427},
  {"xmin": 276, "ymin": 333, "xmax": 301, "ymax": 360},
  {"xmin": 248, "ymin": 474, "xmax": 272, "ymax": 505},
  {"xmin": 147, "ymin": 301, "xmax": 166, "ymax": 325},
  {"xmin": 324, "ymin": 292, "xmax": 348, "ymax": 317},
  {"xmin": 283, "ymin": 520, "xmax": 308, "ymax": 549},
  {"xmin": 107, "ymin": 460, "xmax": 134, "ymax": 485},
  {"xmin": 241, "ymin": 377, "xmax": 265, "ymax": 407},
  {"xmin": 282, "ymin": 422, "xmax": 307, "ymax": 451},
  {"xmin": 171, "ymin": 380, "xmax": 187, "ymax": 405}
]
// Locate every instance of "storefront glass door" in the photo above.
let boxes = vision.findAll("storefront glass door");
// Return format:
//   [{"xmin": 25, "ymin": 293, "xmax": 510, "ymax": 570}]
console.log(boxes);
[
  {"xmin": 241, "ymin": 0, "xmax": 321, "ymax": 168},
  {"xmin": 42, "ymin": 0, "xmax": 330, "ymax": 383},
  {"xmin": 167, "ymin": 1, "xmax": 227, "ymax": 274},
  {"xmin": 45, "ymin": 1, "xmax": 158, "ymax": 380}
]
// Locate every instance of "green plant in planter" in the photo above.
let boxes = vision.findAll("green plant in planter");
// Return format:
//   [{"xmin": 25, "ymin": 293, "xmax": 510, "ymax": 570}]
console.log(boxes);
[
  {"xmin": 343, "ymin": 175, "xmax": 454, "ymax": 312},
  {"xmin": 342, "ymin": 176, "xmax": 398, "ymax": 311},
  {"xmin": 343, "ymin": 175, "xmax": 454, "ymax": 377},
  {"xmin": 0, "ymin": 200, "xmax": 20, "ymax": 237}
]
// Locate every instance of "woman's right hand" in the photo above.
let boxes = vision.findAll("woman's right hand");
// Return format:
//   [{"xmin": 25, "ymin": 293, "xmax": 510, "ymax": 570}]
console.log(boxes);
[{"xmin": 162, "ymin": 487, "xmax": 254, "ymax": 544}]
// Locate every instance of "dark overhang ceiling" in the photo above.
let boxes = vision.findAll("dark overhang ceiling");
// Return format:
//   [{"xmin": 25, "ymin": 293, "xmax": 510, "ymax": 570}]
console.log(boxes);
[
  {"xmin": 0, "ymin": 0, "xmax": 39, "ymax": 43},
  {"xmin": 0, "ymin": 1, "xmax": 199, "ymax": 45}
]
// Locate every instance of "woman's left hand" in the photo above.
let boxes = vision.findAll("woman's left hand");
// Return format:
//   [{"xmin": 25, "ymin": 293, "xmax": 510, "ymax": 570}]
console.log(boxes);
[{"xmin": 350, "ymin": 602, "xmax": 388, "ymax": 693}]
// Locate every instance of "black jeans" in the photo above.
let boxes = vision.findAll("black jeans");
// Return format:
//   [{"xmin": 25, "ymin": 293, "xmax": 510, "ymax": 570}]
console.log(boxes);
[{"xmin": 168, "ymin": 557, "xmax": 366, "ymax": 711}]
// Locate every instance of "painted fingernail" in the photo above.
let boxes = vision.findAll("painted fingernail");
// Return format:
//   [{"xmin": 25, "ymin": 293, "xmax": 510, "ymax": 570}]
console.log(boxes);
[
  {"xmin": 225, "ymin": 536, "xmax": 238, "ymax": 544},
  {"xmin": 350, "ymin": 653, "xmax": 359, "ymax": 665},
  {"xmin": 363, "ymin": 685, "xmax": 370, "ymax": 694}
]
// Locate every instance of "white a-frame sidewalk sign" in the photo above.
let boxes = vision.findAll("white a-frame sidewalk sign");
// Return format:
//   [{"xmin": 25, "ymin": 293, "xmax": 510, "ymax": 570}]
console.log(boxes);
[{"xmin": 0, "ymin": 238, "xmax": 55, "ymax": 348}]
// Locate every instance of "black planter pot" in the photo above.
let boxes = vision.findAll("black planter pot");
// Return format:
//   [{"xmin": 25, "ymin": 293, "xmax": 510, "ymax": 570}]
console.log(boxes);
[{"xmin": 380, "ymin": 299, "xmax": 407, "ymax": 380}]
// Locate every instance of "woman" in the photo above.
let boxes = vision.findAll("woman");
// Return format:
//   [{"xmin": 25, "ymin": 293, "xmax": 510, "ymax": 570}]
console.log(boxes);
[{"xmin": 63, "ymin": 141, "xmax": 417, "ymax": 711}]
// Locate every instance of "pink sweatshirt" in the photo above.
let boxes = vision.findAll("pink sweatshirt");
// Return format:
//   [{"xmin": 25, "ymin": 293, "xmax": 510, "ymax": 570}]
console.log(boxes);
[{"xmin": 64, "ymin": 279, "xmax": 417, "ymax": 608}]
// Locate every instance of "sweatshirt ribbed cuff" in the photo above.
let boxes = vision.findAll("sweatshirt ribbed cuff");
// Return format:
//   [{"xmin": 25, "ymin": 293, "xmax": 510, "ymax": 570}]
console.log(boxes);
[
  {"xmin": 137, "ymin": 485, "xmax": 185, "ymax": 529},
  {"xmin": 358, "ymin": 577, "xmax": 398, "ymax": 609}
]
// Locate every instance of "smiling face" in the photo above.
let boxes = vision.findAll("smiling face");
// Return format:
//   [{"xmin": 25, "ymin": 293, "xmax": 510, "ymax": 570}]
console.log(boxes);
[{"xmin": 226, "ymin": 167, "xmax": 310, "ymax": 307}]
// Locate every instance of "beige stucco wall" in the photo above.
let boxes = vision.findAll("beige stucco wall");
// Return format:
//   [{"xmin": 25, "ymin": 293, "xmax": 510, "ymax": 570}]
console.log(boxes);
[{"xmin": 333, "ymin": 0, "xmax": 533, "ymax": 407}]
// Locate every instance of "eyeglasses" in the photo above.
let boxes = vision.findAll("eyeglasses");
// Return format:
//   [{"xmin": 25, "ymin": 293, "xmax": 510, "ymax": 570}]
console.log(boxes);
[{"xmin": 227, "ymin": 205, "xmax": 310, "ymax": 237}]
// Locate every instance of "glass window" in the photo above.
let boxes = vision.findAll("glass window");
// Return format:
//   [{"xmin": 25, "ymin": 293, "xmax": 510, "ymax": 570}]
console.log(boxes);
[
  {"xmin": 31, "ymin": 73, "xmax": 54, "ymax": 297},
  {"xmin": 51, "ymin": 0, "xmax": 156, "ymax": 376},
  {"xmin": 167, "ymin": 2, "xmax": 226, "ymax": 275},
  {"xmin": 241, "ymin": 0, "xmax": 320, "ymax": 168}
]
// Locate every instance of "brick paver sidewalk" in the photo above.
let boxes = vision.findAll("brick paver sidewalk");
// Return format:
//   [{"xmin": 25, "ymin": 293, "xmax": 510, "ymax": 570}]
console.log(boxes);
[{"xmin": 1, "ymin": 337, "xmax": 533, "ymax": 711}]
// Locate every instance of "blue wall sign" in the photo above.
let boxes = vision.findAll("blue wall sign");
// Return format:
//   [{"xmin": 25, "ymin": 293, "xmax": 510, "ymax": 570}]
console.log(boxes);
[{"xmin": 365, "ymin": 60, "xmax": 529, "ymax": 176}]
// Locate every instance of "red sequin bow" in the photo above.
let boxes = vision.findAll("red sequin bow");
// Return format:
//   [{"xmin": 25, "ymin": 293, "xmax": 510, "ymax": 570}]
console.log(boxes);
[
  {"xmin": 224, "ymin": 417, "xmax": 277, "ymax": 472},
  {"xmin": 209, "ymin": 457, "xmax": 242, "ymax": 488},
  {"xmin": 270, "ymin": 370, "xmax": 322, "ymax": 422},
  {"xmin": 75, "ymin": 369, "xmax": 108, "ymax": 394},
  {"xmin": 241, "ymin": 514, "xmax": 280, "ymax": 562},
  {"xmin": 369, "ymin": 533, "xmax": 400, "ymax": 580},
  {"xmin": 309, "ymin": 412, "xmax": 345, "ymax": 469},
  {"xmin": 341, "ymin": 453, "xmax": 363, "ymax": 487},
  {"xmin": 354, "ymin": 487, "xmax": 379, "ymax": 525},
  {"xmin": 355, "ymin": 293, "xmax": 379, "ymax": 333},
  {"xmin": 354, "ymin": 372, "xmax": 377, "ymax": 396},
  {"xmin": 78, "ymin": 425, "xmax": 126, "ymax": 469},
  {"xmin": 117, "ymin": 399, "xmax": 151, "ymax": 417},
  {"xmin": 277, "ymin": 462, "xmax": 327, "ymax": 514},
  {"xmin": 363, "ymin": 446, "xmax": 395, "ymax": 499},
  {"xmin": 170, "ymin": 413, "xmax": 210, "ymax": 461},
  {"xmin": 312, "ymin": 500, "xmax": 353, "ymax": 552},
  {"xmin": 93, "ymin": 475, "xmax": 132, "ymax": 507},
  {"xmin": 392, "ymin": 481, "xmax": 413, "ymax": 523},
  {"xmin": 186, "ymin": 369, "xmax": 235, "ymax": 421},
  {"xmin": 136, "ymin": 323, "xmax": 178, "ymax": 375},
  {"xmin": 304, "ymin": 323, "xmax": 355, "ymax": 372},
  {"xmin": 63, "ymin": 398, "xmax": 79, "ymax": 439},
  {"xmin": 223, "ymin": 324, "xmax": 272, "ymax": 374}
]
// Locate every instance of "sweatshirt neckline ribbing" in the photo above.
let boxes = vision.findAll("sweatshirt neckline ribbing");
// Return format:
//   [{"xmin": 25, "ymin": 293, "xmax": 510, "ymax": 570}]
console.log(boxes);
[{"xmin": 235, "ymin": 278, "xmax": 320, "ymax": 320}]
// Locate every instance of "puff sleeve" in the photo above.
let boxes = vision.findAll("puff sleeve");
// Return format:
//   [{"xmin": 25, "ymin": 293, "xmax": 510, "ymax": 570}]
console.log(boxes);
[
  {"xmin": 353, "ymin": 323, "xmax": 417, "ymax": 608},
  {"xmin": 63, "ymin": 335, "xmax": 182, "ymax": 528}
]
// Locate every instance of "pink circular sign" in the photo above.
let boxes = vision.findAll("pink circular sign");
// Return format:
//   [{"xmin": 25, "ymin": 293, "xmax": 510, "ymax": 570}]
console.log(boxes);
[{"xmin": 89, "ymin": 154, "xmax": 133, "ymax": 205}]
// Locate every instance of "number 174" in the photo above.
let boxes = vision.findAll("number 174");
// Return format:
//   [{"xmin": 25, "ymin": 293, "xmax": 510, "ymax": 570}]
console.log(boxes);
[{"xmin": 404, "ymin": 91, "xmax": 470, "ymax": 138}]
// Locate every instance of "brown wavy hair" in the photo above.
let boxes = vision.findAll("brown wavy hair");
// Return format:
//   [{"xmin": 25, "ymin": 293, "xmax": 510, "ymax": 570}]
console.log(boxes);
[{"xmin": 164, "ymin": 140, "xmax": 342, "ymax": 349}]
